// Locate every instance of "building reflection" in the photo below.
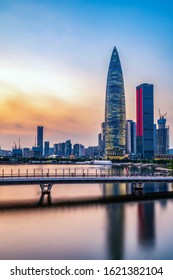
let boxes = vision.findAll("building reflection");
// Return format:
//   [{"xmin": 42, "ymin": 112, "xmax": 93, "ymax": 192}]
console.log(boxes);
[
  {"xmin": 102, "ymin": 182, "xmax": 171, "ymax": 253},
  {"xmin": 158, "ymin": 183, "xmax": 168, "ymax": 208},
  {"xmin": 137, "ymin": 182, "xmax": 170, "ymax": 247},
  {"xmin": 103, "ymin": 183, "xmax": 125, "ymax": 259},
  {"xmin": 138, "ymin": 201, "xmax": 155, "ymax": 247},
  {"xmin": 143, "ymin": 182, "xmax": 169, "ymax": 208},
  {"xmin": 103, "ymin": 182, "xmax": 130, "ymax": 196}
]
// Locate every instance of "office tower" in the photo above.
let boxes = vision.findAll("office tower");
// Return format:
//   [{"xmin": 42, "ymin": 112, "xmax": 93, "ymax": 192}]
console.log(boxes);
[
  {"xmin": 98, "ymin": 133, "xmax": 103, "ymax": 156},
  {"xmin": 54, "ymin": 143, "xmax": 66, "ymax": 157},
  {"xmin": 156, "ymin": 113, "xmax": 169, "ymax": 154},
  {"xmin": 73, "ymin": 144, "xmax": 79, "ymax": 157},
  {"xmin": 44, "ymin": 141, "xmax": 50, "ymax": 157},
  {"xmin": 65, "ymin": 140, "xmax": 72, "ymax": 158},
  {"xmin": 153, "ymin": 124, "xmax": 157, "ymax": 154},
  {"xmin": 37, "ymin": 126, "xmax": 43, "ymax": 157},
  {"xmin": 73, "ymin": 144, "xmax": 85, "ymax": 157},
  {"xmin": 32, "ymin": 146, "xmax": 42, "ymax": 158},
  {"xmin": 105, "ymin": 47, "xmax": 126, "ymax": 158},
  {"xmin": 125, "ymin": 120, "xmax": 136, "ymax": 154},
  {"xmin": 101, "ymin": 122, "xmax": 106, "ymax": 154},
  {"xmin": 79, "ymin": 144, "xmax": 85, "ymax": 157},
  {"xmin": 54, "ymin": 144, "xmax": 58, "ymax": 155},
  {"xmin": 98, "ymin": 133, "xmax": 102, "ymax": 148},
  {"xmin": 61, "ymin": 142, "xmax": 65, "ymax": 157},
  {"xmin": 136, "ymin": 83, "xmax": 154, "ymax": 158},
  {"xmin": 57, "ymin": 143, "xmax": 62, "ymax": 156}
]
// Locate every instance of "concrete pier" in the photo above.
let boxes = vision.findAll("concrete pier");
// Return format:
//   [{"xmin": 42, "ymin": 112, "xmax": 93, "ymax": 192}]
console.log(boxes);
[{"xmin": 40, "ymin": 183, "xmax": 53, "ymax": 194}]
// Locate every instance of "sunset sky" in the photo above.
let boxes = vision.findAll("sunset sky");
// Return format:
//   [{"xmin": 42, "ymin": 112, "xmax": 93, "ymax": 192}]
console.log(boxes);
[{"xmin": 0, "ymin": 0, "xmax": 173, "ymax": 149}]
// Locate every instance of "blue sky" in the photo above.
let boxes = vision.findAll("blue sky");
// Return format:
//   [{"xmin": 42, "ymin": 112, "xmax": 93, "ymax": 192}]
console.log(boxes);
[{"xmin": 0, "ymin": 0, "xmax": 173, "ymax": 148}]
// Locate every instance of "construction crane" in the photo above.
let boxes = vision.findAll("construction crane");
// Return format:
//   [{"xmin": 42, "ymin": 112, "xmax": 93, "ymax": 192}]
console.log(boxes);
[
  {"xmin": 159, "ymin": 109, "xmax": 167, "ymax": 119},
  {"xmin": 13, "ymin": 141, "xmax": 17, "ymax": 149}
]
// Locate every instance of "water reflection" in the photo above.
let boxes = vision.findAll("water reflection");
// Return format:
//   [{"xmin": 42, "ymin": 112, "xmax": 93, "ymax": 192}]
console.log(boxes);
[
  {"xmin": 103, "ymin": 183, "xmax": 130, "ymax": 196},
  {"xmin": 38, "ymin": 194, "xmax": 52, "ymax": 207},
  {"xmin": 138, "ymin": 202, "xmax": 155, "ymax": 248},
  {"xmin": 106, "ymin": 204, "xmax": 125, "ymax": 259},
  {"xmin": 1, "ymin": 178, "xmax": 173, "ymax": 259},
  {"xmin": 103, "ymin": 182, "xmax": 173, "ymax": 197}
]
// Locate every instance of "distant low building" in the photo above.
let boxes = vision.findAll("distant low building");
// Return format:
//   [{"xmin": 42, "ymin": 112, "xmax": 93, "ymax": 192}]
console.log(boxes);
[
  {"xmin": 0, "ymin": 148, "xmax": 12, "ymax": 157},
  {"xmin": 85, "ymin": 146, "xmax": 100, "ymax": 158},
  {"xmin": 32, "ymin": 146, "xmax": 42, "ymax": 158},
  {"xmin": 23, "ymin": 148, "xmax": 33, "ymax": 158},
  {"xmin": 12, "ymin": 148, "xmax": 23, "ymax": 158}
]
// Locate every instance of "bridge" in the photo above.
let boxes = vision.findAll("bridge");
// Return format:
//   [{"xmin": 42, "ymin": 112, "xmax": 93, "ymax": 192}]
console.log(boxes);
[{"xmin": 0, "ymin": 169, "xmax": 173, "ymax": 194}]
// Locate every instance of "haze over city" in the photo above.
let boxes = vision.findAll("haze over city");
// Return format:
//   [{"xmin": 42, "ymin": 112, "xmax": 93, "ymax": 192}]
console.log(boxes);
[{"xmin": 0, "ymin": 0, "xmax": 173, "ymax": 149}]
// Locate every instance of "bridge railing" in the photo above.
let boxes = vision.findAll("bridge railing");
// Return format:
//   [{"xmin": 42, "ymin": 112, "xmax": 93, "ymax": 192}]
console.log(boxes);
[{"xmin": 0, "ymin": 168, "xmax": 171, "ymax": 179}]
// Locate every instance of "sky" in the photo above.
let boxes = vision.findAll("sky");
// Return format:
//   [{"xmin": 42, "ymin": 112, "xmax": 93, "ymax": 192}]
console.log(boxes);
[{"xmin": 0, "ymin": 0, "xmax": 173, "ymax": 149}]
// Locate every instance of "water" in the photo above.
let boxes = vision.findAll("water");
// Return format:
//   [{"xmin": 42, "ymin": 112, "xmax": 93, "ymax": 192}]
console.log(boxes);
[{"xmin": 0, "ymin": 164, "xmax": 173, "ymax": 260}]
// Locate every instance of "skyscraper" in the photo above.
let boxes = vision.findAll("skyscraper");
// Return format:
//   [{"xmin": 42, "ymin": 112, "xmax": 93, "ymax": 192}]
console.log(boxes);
[
  {"xmin": 37, "ymin": 126, "xmax": 43, "ymax": 157},
  {"xmin": 136, "ymin": 83, "xmax": 154, "ymax": 158},
  {"xmin": 105, "ymin": 47, "xmax": 126, "ymax": 158},
  {"xmin": 65, "ymin": 140, "xmax": 72, "ymax": 158},
  {"xmin": 156, "ymin": 113, "xmax": 169, "ymax": 154},
  {"xmin": 73, "ymin": 144, "xmax": 85, "ymax": 157},
  {"xmin": 125, "ymin": 120, "xmax": 136, "ymax": 155},
  {"xmin": 44, "ymin": 141, "xmax": 50, "ymax": 157}
]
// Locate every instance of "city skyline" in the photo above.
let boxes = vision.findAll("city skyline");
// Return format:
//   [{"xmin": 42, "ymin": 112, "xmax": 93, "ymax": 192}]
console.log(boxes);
[{"xmin": 0, "ymin": 0, "xmax": 173, "ymax": 149}]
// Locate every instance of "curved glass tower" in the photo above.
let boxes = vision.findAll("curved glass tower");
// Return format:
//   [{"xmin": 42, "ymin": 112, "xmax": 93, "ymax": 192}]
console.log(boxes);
[{"xmin": 105, "ymin": 47, "xmax": 126, "ymax": 158}]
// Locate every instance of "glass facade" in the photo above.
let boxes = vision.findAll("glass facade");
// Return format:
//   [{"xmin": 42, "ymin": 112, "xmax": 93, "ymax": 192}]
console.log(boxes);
[
  {"xmin": 156, "ymin": 117, "xmax": 169, "ymax": 154},
  {"xmin": 136, "ymin": 83, "xmax": 154, "ymax": 158},
  {"xmin": 37, "ymin": 126, "xmax": 43, "ymax": 157},
  {"xmin": 125, "ymin": 120, "xmax": 136, "ymax": 155},
  {"xmin": 105, "ymin": 47, "xmax": 126, "ymax": 157}
]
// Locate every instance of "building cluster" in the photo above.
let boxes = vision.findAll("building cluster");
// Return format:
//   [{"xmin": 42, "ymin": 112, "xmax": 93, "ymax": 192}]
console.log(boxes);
[
  {"xmin": 0, "ymin": 125, "xmax": 102, "ymax": 159},
  {"xmin": 97, "ymin": 47, "xmax": 170, "ymax": 160},
  {"xmin": 0, "ymin": 47, "xmax": 171, "ymax": 160},
  {"xmin": 10, "ymin": 127, "xmax": 86, "ymax": 159},
  {"xmin": 0, "ymin": 124, "xmax": 102, "ymax": 159}
]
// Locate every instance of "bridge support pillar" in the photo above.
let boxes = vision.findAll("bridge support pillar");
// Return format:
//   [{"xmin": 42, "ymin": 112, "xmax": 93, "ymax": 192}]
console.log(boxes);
[
  {"xmin": 132, "ymin": 182, "xmax": 144, "ymax": 195},
  {"xmin": 40, "ymin": 183, "xmax": 53, "ymax": 195}
]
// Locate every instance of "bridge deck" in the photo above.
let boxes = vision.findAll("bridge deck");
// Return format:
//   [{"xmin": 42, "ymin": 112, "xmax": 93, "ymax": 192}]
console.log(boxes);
[{"xmin": 0, "ymin": 175, "xmax": 173, "ymax": 185}]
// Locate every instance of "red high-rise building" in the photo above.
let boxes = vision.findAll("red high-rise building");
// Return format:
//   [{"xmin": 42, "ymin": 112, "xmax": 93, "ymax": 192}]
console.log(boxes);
[{"xmin": 136, "ymin": 84, "xmax": 154, "ymax": 158}]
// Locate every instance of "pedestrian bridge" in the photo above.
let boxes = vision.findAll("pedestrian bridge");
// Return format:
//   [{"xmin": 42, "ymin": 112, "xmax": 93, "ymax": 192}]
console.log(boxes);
[{"xmin": 0, "ymin": 173, "xmax": 173, "ymax": 194}]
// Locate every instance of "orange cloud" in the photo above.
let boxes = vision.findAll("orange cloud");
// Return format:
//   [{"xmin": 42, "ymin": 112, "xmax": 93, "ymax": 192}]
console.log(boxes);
[{"xmin": 0, "ymin": 83, "xmax": 103, "ymax": 147}]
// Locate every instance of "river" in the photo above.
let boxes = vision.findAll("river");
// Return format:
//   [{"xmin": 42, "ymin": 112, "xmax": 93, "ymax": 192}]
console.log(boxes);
[{"xmin": 0, "ymin": 164, "xmax": 173, "ymax": 260}]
